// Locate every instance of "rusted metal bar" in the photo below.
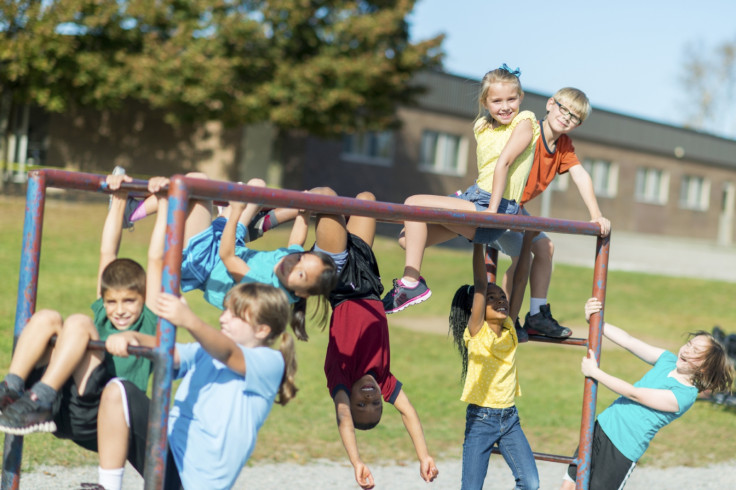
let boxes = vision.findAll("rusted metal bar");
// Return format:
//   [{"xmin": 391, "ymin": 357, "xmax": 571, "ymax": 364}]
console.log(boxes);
[
  {"xmin": 527, "ymin": 335, "xmax": 588, "ymax": 347},
  {"xmin": 47, "ymin": 336, "xmax": 155, "ymax": 360},
  {"xmin": 491, "ymin": 447, "xmax": 575, "ymax": 465}
]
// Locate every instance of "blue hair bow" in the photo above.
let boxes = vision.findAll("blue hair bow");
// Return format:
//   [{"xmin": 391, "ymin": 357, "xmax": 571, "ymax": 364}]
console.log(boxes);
[{"xmin": 499, "ymin": 63, "xmax": 521, "ymax": 77}]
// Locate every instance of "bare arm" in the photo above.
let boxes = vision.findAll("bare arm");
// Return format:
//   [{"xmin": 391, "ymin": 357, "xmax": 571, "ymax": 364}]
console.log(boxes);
[
  {"xmin": 468, "ymin": 244, "xmax": 488, "ymax": 337},
  {"xmin": 488, "ymin": 119, "xmax": 533, "ymax": 213},
  {"xmin": 333, "ymin": 390, "xmax": 375, "ymax": 489},
  {"xmin": 98, "ymin": 174, "xmax": 132, "ymax": 297},
  {"xmin": 156, "ymin": 293, "xmax": 246, "ymax": 375},
  {"xmin": 220, "ymin": 201, "xmax": 250, "ymax": 283},
  {"xmin": 569, "ymin": 165, "xmax": 611, "ymax": 236},
  {"xmin": 585, "ymin": 298, "xmax": 665, "ymax": 365},
  {"xmin": 581, "ymin": 350, "xmax": 680, "ymax": 412},
  {"xmin": 288, "ymin": 210, "xmax": 311, "ymax": 248},
  {"xmin": 508, "ymin": 231, "xmax": 535, "ymax": 323},
  {"xmin": 145, "ymin": 178, "xmax": 170, "ymax": 308},
  {"xmin": 393, "ymin": 389, "xmax": 439, "ymax": 483}
]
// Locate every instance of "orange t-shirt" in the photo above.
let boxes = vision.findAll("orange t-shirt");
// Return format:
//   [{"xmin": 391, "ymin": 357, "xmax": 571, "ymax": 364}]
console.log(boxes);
[{"xmin": 520, "ymin": 130, "xmax": 580, "ymax": 205}]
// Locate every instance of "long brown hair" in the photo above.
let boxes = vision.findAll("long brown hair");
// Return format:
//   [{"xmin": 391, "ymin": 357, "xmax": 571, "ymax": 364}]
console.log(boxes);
[{"xmin": 689, "ymin": 331, "xmax": 734, "ymax": 393}]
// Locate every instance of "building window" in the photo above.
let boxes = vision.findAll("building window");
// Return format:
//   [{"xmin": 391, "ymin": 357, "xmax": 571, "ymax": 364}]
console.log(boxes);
[
  {"xmin": 419, "ymin": 130, "xmax": 468, "ymax": 175},
  {"xmin": 582, "ymin": 158, "xmax": 618, "ymax": 197},
  {"xmin": 635, "ymin": 167, "xmax": 669, "ymax": 205},
  {"xmin": 679, "ymin": 175, "xmax": 710, "ymax": 211},
  {"xmin": 341, "ymin": 131, "xmax": 394, "ymax": 166}
]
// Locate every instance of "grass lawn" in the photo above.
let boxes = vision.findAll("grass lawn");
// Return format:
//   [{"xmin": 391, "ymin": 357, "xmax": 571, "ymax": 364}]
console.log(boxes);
[{"xmin": 1, "ymin": 193, "xmax": 734, "ymax": 473}]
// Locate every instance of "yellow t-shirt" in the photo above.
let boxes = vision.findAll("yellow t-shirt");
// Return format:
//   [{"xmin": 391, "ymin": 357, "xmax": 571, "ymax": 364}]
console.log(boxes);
[
  {"xmin": 460, "ymin": 317, "xmax": 520, "ymax": 408},
  {"xmin": 474, "ymin": 110, "xmax": 540, "ymax": 203}
]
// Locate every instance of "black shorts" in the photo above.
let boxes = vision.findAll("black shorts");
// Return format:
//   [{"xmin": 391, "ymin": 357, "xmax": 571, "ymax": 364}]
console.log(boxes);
[{"xmin": 566, "ymin": 421, "xmax": 637, "ymax": 490}]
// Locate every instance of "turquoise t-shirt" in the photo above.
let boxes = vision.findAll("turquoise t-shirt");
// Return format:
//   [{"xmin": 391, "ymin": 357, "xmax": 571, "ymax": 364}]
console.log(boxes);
[
  {"xmin": 597, "ymin": 351, "xmax": 698, "ymax": 462},
  {"xmin": 91, "ymin": 297, "xmax": 157, "ymax": 391}
]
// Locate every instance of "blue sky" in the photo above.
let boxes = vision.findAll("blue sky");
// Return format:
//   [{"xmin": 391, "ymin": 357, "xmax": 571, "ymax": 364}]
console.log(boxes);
[{"xmin": 408, "ymin": 0, "xmax": 736, "ymax": 137}]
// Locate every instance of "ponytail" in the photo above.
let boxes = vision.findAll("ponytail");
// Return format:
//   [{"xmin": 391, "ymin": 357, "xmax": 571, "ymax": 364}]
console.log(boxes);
[{"xmin": 276, "ymin": 332, "xmax": 298, "ymax": 405}]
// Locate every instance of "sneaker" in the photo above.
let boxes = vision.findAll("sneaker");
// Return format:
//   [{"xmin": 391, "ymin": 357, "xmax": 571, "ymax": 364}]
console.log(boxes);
[
  {"xmin": 0, "ymin": 391, "xmax": 56, "ymax": 435},
  {"xmin": 245, "ymin": 209, "xmax": 272, "ymax": 243},
  {"xmin": 109, "ymin": 166, "xmax": 138, "ymax": 230},
  {"xmin": 79, "ymin": 484, "xmax": 106, "ymax": 489},
  {"xmin": 382, "ymin": 277, "xmax": 432, "ymax": 314},
  {"xmin": 524, "ymin": 304, "xmax": 572, "ymax": 339},
  {"xmin": 515, "ymin": 318, "xmax": 529, "ymax": 343},
  {"xmin": 0, "ymin": 381, "xmax": 22, "ymax": 413}
]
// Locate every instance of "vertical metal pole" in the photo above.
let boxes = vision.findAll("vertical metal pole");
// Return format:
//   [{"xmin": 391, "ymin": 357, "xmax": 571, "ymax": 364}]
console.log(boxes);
[
  {"xmin": 143, "ymin": 176, "xmax": 188, "ymax": 490},
  {"xmin": 2, "ymin": 171, "xmax": 46, "ymax": 490},
  {"xmin": 485, "ymin": 246, "xmax": 499, "ymax": 283},
  {"xmin": 575, "ymin": 234, "xmax": 610, "ymax": 490}
]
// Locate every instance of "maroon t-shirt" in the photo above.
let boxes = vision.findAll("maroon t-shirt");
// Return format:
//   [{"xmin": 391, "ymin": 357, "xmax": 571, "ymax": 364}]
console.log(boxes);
[{"xmin": 324, "ymin": 299, "xmax": 401, "ymax": 403}]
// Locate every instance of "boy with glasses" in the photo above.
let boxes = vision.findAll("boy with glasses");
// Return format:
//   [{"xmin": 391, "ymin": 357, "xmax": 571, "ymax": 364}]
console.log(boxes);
[{"xmin": 489, "ymin": 87, "xmax": 611, "ymax": 339}]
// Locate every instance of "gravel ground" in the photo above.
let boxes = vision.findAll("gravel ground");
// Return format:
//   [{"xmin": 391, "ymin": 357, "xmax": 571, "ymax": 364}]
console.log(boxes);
[{"xmin": 18, "ymin": 458, "xmax": 736, "ymax": 489}]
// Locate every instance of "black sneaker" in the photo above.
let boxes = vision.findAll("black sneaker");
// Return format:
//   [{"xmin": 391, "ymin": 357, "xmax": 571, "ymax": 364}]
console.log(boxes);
[
  {"xmin": 0, "ymin": 381, "xmax": 22, "ymax": 413},
  {"xmin": 0, "ymin": 391, "xmax": 56, "ymax": 435},
  {"xmin": 245, "ymin": 209, "xmax": 273, "ymax": 243},
  {"xmin": 524, "ymin": 304, "xmax": 572, "ymax": 339},
  {"xmin": 382, "ymin": 277, "xmax": 432, "ymax": 314},
  {"xmin": 515, "ymin": 318, "xmax": 529, "ymax": 343}
]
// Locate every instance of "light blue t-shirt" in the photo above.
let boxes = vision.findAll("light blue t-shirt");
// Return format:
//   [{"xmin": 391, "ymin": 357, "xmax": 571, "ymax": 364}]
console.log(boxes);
[
  {"xmin": 597, "ymin": 351, "xmax": 698, "ymax": 462},
  {"xmin": 202, "ymin": 244, "xmax": 302, "ymax": 309},
  {"xmin": 168, "ymin": 343, "xmax": 285, "ymax": 490}
]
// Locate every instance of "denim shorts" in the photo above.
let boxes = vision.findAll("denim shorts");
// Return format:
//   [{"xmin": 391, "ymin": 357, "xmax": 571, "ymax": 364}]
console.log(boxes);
[
  {"xmin": 488, "ymin": 207, "xmax": 549, "ymax": 257},
  {"xmin": 454, "ymin": 183, "xmax": 520, "ymax": 244}
]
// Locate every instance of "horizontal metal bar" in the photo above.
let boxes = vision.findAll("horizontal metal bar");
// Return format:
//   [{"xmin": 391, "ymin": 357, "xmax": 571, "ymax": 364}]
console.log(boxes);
[
  {"xmin": 491, "ymin": 447, "xmax": 575, "ymax": 465},
  {"xmin": 528, "ymin": 335, "xmax": 588, "ymax": 347},
  {"xmin": 48, "ymin": 335, "xmax": 155, "ymax": 360}
]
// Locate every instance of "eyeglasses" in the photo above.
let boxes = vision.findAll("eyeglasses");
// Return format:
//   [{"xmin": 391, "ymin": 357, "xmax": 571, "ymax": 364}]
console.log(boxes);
[{"xmin": 553, "ymin": 99, "xmax": 582, "ymax": 125}]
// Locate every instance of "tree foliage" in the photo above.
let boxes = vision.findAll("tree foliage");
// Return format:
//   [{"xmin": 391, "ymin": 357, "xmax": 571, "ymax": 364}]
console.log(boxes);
[
  {"xmin": 0, "ymin": 0, "xmax": 443, "ymax": 135},
  {"xmin": 679, "ymin": 36, "xmax": 736, "ymax": 137}
]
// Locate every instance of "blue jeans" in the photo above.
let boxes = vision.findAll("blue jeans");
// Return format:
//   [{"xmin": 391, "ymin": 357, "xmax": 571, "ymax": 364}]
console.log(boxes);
[
  {"xmin": 454, "ymin": 183, "xmax": 520, "ymax": 244},
  {"xmin": 461, "ymin": 404, "xmax": 539, "ymax": 490}
]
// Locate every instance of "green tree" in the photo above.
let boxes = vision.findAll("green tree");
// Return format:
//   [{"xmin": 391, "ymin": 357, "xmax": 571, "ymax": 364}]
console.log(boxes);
[{"xmin": 1, "ymin": 0, "xmax": 443, "ymax": 134}]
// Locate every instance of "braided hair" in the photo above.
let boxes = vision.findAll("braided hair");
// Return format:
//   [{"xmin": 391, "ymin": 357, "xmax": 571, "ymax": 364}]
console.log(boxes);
[{"xmin": 449, "ymin": 284, "xmax": 475, "ymax": 383}]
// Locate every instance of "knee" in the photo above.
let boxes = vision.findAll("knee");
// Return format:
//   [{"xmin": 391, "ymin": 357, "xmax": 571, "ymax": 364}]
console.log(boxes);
[
  {"xmin": 30, "ymin": 309, "xmax": 63, "ymax": 330},
  {"xmin": 62, "ymin": 314, "xmax": 97, "ymax": 337},
  {"xmin": 309, "ymin": 186, "xmax": 337, "ymax": 196},
  {"xmin": 101, "ymin": 381, "xmax": 124, "ymax": 406},
  {"xmin": 245, "ymin": 177, "xmax": 266, "ymax": 187},
  {"xmin": 355, "ymin": 191, "xmax": 376, "ymax": 202},
  {"xmin": 185, "ymin": 171, "xmax": 209, "ymax": 180}
]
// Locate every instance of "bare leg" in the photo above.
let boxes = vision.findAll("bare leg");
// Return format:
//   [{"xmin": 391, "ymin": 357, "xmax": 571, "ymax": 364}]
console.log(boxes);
[
  {"xmin": 98, "ymin": 382, "xmax": 130, "ymax": 470},
  {"xmin": 402, "ymin": 194, "xmax": 477, "ymax": 282},
  {"xmin": 560, "ymin": 479, "xmax": 575, "ymax": 490},
  {"xmin": 7, "ymin": 309, "xmax": 63, "ymax": 380},
  {"xmin": 310, "ymin": 187, "xmax": 349, "ymax": 254},
  {"xmin": 345, "ymin": 191, "xmax": 377, "ymax": 247},
  {"xmin": 529, "ymin": 237, "xmax": 554, "ymax": 299},
  {"xmin": 38, "ymin": 314, "xmax": 103, "ymax": 394}
]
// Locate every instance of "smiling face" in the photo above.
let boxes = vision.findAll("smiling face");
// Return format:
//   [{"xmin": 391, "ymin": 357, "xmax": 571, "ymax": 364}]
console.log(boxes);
[
  {"xmin": 484, "ymin": 82, "xmax": 523, "ymax": 127},
  {"xmin": 484, "ymin": 284, "xmax": 509, "ymax": 322},
  {"xmin": 349, "ymin": 374, "xmax": 383, "ymax": 429},
  {"xmin": 103, "ymin": 288, "xmax": 145, "ymax": 330},
  {"xmin": 275, "ymin": 252, "xmax": 327, "ymax": 298},
  {"xmin": 545, "ymin": 96, "xmax": 583, "ymax": 134},
  {"xmin": 676, "ymin": 335, "xmax": 710, "ymax": 375}
]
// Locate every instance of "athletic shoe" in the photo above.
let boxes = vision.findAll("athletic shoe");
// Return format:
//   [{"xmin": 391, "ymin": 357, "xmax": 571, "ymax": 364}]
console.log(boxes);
[
  {"xmin": 382, "ymin": 277, "xmax": 432, "ymax": 314},
  {"xmin": 524, "ymin": 304, "xmax": 572, "ymax": 339},
  {"xmin": 79, "ymin": 484, "xmax": 106, "ymax": 489},
  {"xmin": 515, "ymin": 318, "xmax": 529, "ymax": 343},
  {"xmin": 0, "ymin": 391, "xmax": 56, "ymax": 435},
  {"xmin": 245, "ymin": 209, "xmax": 272, "ymax": 243},
  {"xmin": 109, "ymin": 166, "xmax": 138, "ymax": 230},
  {"xmin": 0, "ymin": 381, "xmax": 22, "ymax": 413}
]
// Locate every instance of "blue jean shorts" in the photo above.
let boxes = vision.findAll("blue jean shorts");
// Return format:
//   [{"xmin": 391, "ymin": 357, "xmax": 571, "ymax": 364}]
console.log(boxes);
[
  {"xmin": 454, "ymin": 183, "xmax": 520, "ymax": 244},
  {"xmin": 488, "ymin": 207, "xmax": 549, "ymax": 257}
]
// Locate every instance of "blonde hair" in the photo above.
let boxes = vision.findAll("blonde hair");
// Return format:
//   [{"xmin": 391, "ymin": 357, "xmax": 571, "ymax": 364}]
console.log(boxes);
[
  {"xmin": 688, "ymin": 331, "xmax": 734, "ymax": 393},
  {"xmin": 476, "ymin": 67, "xmax": 524, "ymax": 128},
  {"xmin": 553, "ymin": 87, "xmax": 592, "ymax": 123},
  {"xmin": 224, "ymin": 283, "xmax": 298, "ymax": 405}
]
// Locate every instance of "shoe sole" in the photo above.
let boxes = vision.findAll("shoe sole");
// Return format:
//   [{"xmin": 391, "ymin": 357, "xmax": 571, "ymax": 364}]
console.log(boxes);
[
  {"xmin": 385, "ymin": 289, "xmax": 432, "ymax": 314},
  {"xmin": 0, "ymin": 420, "xmax": 57, "ymax": 435},
  {"xmin": 526, "ymin": 327, "xmax": 572, "ymax": 339}
]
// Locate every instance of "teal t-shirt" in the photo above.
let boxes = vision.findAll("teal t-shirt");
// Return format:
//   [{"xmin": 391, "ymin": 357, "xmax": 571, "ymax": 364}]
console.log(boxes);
[
  {"xmin": 91, "ymin": 297, "xmax": 157, "ymax": 392},
  {"xmin": 597, "ymin": 351, "xmax": 698, "ymax": 462}
]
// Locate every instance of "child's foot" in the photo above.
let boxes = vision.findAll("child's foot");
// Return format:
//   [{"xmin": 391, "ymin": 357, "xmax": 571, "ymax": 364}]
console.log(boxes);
[
  {"xmin": 515, "ymin": 318, "xmax": 529, "ymax": 343},
  {"xmin": 524, "ymin": 304, "xmax": 572, "ymax": 339},
  {"xmin": 382, "ymin": 277, "xmax": 432, "ymax": 314},
  {"xmin": 0, "ymin": 392, "xmax": 56, "ymax": 435},
  {"xmin": 0, "ymin": 381, "xmax": 22, "ymax": 413},
  {"xmin": 244, "ymin": 209, "xmax": 273, "ymax": 242}
]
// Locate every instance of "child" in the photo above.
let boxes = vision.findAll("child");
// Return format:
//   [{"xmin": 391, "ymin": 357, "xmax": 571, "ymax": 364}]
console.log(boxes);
[
  {"xmin": 0, "ymin": 173, "xmax": 160, "ymax": 473},
  {"xmin": 448, "ymin": 243, "xmax": 539, "ymax": 490},
  {"xmin": 489, "ymin": 88, "xmax": 611, "ymax": 339},
  {"xmin": 309, "ymin": 187, "xmax": 438, "ymax": 489},
  {"xmin": 152, "ymin": 174, "xmax": 338, "ymax": 340},
  {"xmin": 96, "ymin": 282, "xmax": 296, "ymax": 490},
  {"xmin": 562, "ymin": 298, "xmax": 734, "ymax": 490},
  {"xmin": 383, "ymin": 64, "xmax": 540, "ymax": 314}
]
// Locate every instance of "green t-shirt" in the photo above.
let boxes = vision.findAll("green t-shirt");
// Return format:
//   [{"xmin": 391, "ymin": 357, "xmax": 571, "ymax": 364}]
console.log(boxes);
[{"xmin": 91, "ymin": 297, "xmax": 157, "ymax": 392}]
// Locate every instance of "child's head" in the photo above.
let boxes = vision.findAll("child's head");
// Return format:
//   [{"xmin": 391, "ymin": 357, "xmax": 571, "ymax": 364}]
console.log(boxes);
[
  {"xmin": 678, "ymin": 331, "xmax": 734, "ymax": 393},
  {"xmin": 101, "ymin": 258, "xmax": 146, "ymax": 330},
  {"xmin": 276, "ymin": 251, "xmax": 338, "ymax": 299},
  {"xmin": 224, "ymin": 282, "xmax": 299, "ymax": 404},
  {"xmin": 350, "ymin": 374, "xmax": 383, "ymax": 430},
  {"xmin": 545, "ymin": 87, "xmax": 591, "ymax": 131},
  {"xmin": 484, "ymin": 283, "xmax": 509, "ymax": 322},
  {"xmin": 477, "ymin": 64, "xmax": 524, "ymax": 127}
]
